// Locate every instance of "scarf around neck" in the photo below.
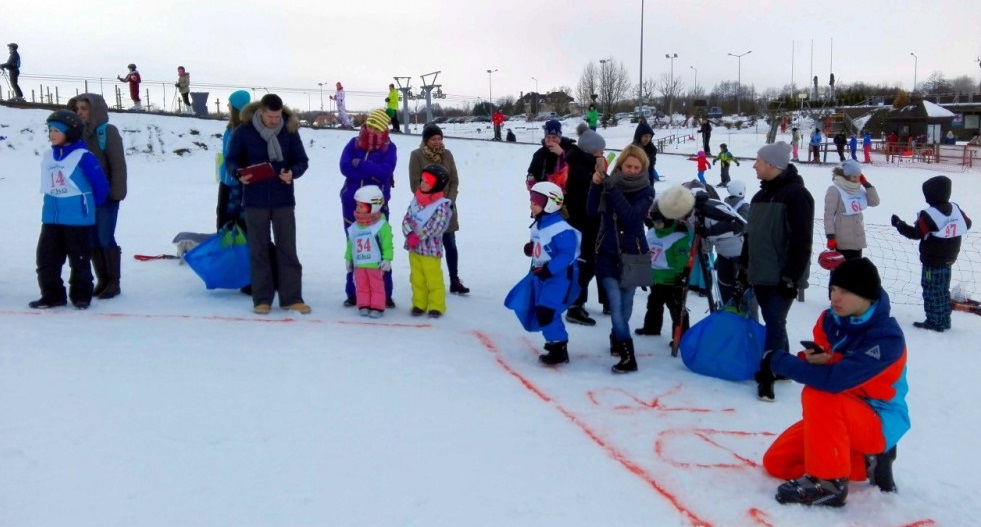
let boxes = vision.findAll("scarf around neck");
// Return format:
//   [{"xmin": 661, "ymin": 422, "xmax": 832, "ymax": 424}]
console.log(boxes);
[
  {"xmin": 598, "ymin": 169, "xmax": 650, "ymax": 212},
  {"xmin": 833, "ymin": 175, "xmax": 862, "ymax": 194},
  {"xmin": 251, "ymin": 110, "xmax": 285, "ymax": 162},
  {"xmin": 414, "ymin": 188, "xmax": 445, "ymax": 207},
  {"xmin": 421, "ymin": 144, "xmax": 444, "ymax": 164}
]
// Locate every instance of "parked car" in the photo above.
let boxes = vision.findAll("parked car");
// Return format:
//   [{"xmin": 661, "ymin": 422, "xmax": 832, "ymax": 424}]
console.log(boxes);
[{"xmin": 706, "ymin": 106, "xmax": 723, "ymax": 118}]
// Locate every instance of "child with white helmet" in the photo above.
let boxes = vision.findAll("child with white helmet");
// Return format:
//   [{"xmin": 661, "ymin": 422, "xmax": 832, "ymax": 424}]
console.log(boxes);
[
  {"xmin": 725, "ymin": 180, "xmax": 750, "ymax": 221},
  {"xmin": 517, "ymin": 181, "xmax": 582, "ymax": 365},
  {"xmin": 345, "ymin": 185, "xmax": 394, "ymax": 318}
]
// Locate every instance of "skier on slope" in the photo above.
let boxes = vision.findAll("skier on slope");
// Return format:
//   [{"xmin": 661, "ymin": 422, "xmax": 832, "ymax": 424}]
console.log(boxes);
[
  {"xmin": 117, "ymin": 63, "xmax": 142, "ymax": 111},
  {"xmin": 330, "ymin": 81, "xmax": 352, "ymax": 129}
]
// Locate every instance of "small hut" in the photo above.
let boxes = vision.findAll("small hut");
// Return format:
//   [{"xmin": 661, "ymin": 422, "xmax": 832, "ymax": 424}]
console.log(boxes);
[{"xmin": 882, "ymin": 96, "xmax": 955, "ymax": 144}]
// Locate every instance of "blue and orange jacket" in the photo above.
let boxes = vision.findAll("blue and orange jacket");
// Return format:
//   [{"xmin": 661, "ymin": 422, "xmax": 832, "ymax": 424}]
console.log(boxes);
[{"xmin": 770, "ymin": 289, "xmax": 910, "ymax": 450}]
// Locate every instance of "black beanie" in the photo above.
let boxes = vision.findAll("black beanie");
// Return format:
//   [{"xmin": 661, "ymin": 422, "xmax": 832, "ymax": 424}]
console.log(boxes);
[
  {"xmin": 829, "ymin": 257, "xmax": 881, "ymax": 301},
  {"xmin": 422, "ymin": 123, "xmax": 443, "ymax": 143}
]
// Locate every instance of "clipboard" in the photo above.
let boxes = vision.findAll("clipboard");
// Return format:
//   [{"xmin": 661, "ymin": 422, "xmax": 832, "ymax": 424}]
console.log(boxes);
[{"xmin": 237, "ymin": 162, "xmax": 276, "ymax": 182}]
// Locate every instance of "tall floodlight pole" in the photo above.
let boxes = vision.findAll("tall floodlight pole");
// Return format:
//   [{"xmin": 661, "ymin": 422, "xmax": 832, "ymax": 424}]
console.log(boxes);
[
  {"xmin": 910, "ymin": 52, "xmax": 918, "ymax": 93},
  {"xmin": 599, "ymin": 59, "xmax": 610, "ymax": 118},
  {"xmin": 665, "ymin": 53, "xmax": 677, "ymax": 123},
  {"xmin": 639, "ymin": 0, "xmax": 644, "ymax": 109},
  {"xmin": 531, "ymin": 76, "xmax": 539, "ymax": 116},
  {"xmin": 486, "ymin": 69, "xmax": 498, "ymax": 112},
  {"xmin": 317, "ymin": 82, "xmax": 325, "ymax": 111},
  {"xmin": 690, "ymin": 65, "xmax": 698, "ymax": 95},
  {"xmin": 728, "ymin": 50, "xmax": 752, "ymax": 114}
]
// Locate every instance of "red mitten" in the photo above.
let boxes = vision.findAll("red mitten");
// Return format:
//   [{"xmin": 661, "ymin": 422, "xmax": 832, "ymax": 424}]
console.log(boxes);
[
  {"xmin": 827, "ymin": 238, "xmax": 837, "ymax": 250},
  {"xmin": 407, "ymin": 233, "xmax": 421, "ymax": 249}
]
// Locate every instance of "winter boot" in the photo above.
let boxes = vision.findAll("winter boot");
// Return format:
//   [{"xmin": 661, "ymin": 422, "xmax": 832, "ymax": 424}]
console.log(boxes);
[
  {"xmin": 539, "ymin": 341, "xmax": 570, "ymax": 366},
  {"xmin": 611, "ymin": 338, "xmax": 638, "ymax": 373},
  {"xmin": 866, "ymin": 446, "xmax": 898, "ymax": 492},
  {"xmin": 609, "ymin": 333, "xmax": 620, "ymax": 356},
  {"xmin": 565, "ymin": 305, "xmax": 596, "ymax": 326},
  {"xmin": 28, "ymin": 297, "xmax": 67, "ymax": 309},
  {"xmin": 775, "ymin": 475, "xmax": 848, "ymax": 507},
  {"xmin": 91, "ymin": 248, "xmax": 108, "ymax": 297},
  {"xmin": 449, "ymin": 278, "xmax": 470, "ymax": 295},
  {"xmin": 755, "ymin": 370, "xmax": 776, "ymax": 402},
  {"xmin": 97, "ymin": 246, "xmax": 122, "ymax": 299}
]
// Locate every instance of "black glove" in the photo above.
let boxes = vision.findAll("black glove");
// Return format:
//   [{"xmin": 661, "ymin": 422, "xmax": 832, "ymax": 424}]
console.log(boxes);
[
  {"xmin": 694, "ymin": 223, "xmax": 709, "ymax": 238},
  {"xmin": 777, "ymin": 277, "xmax": 798, "ymax": 299},
  {"xmin": 533, "ymin": 265, "xmax": 553, "ymax": 281},
  {"xmin": 523, "ymin": 242, "xmax": 534, "ymax": 257},
  {"xmin": 535, "ymin": 306, "xmax": 555, "ymax": 327},
  {"xmin": 890, "ymin": 214, "xmax": 901, "ymax": 227},
  {"xmin": 601, "ymin": 175, "xmax": 616, "ymax": 191}
]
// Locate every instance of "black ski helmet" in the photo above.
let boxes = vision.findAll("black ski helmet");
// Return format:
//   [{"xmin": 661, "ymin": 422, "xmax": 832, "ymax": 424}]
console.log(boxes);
[
  {"xmin": 420, "ymin": 164, "xmax": 450, "ymax": 194},
  {"xmin": 46, "ymin": 110, "xmax": 84, "ymax": 143},
  {"xmin": 127, "ymin": 63, "xmax": 136, "ymax": 70}
]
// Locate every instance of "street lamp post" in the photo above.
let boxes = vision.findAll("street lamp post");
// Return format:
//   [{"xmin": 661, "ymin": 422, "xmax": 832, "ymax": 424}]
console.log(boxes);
[
  {"xmin": 531, "ymin": 76, "xmax": 539, "ymax": 115},
  {"xmin": 486, "ymin": 69, "xmax": 498, "ymax": 112},
  {"xmin": 665, "ymin": 53, "xmax": 677, "ymax": 124},
  {"xmin": 690, "ymin": 65, "xmax": 698, "ymax": 95},
  {"xmin": 728, "ymin": 50, "xmax": 752, "ymax": 114},
  {"xmin": 909, "ymin": 52, "xmax": 918, "ymax": 93},
  {"xmin": 599, "ymin": 59, "xmax": 610, "ymax": 119},
  {"xmin": 317, "ymin": 82, "xmax": 325, "ymax": 111}
]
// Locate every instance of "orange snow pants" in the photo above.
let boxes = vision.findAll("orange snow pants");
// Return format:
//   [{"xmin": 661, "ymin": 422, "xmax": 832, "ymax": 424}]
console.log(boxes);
[{"xmin": 763, "ymin": 386, "xmax": 886, "ymax": 481}]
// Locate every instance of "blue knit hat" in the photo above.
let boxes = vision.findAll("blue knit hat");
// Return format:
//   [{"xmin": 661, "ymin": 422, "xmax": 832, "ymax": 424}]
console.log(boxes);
[
  {"xmin": 543, "ymin": 119, "xmax": 562, "ymax": 137},
  {"xmin": 228, "ymin": 90, "xmax": 251, "ymax": 111}
]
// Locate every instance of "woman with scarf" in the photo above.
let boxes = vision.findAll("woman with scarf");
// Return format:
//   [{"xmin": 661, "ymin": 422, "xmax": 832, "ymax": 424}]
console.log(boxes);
[
  {"xmin": 340, "ymin": 109, "xmax": 398, "ymax": 307},
  {"xmin": 587, "ymin": 144, "xmax": 655, "ymax": 373},
  {"xmin": 408, "ymin": 123, "xmax": 468, "ymax": 295},
  {"xmin": 824, "ymin": 159, "xmax": 880, "ymax": 260}
]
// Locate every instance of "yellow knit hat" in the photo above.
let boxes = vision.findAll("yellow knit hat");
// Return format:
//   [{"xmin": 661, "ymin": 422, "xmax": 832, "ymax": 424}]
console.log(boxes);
[{"xmin": 366, "ymin": 109, "xmax": 390, "ymax": 131}]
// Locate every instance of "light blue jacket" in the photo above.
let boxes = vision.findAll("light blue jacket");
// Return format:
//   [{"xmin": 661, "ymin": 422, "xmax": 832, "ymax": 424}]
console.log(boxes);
[{"xmin": 41, "ymin": 141, "xmax": 109, "ymax": 226}]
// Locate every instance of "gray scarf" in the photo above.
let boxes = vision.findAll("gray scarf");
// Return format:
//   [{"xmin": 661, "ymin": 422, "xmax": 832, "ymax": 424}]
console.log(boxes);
[
  {"xmin": 251, "ymin": 110, "xmax": 285, "ymax": 162},
  {"xmin": 598, "ymin": 169, "xmax": 651, "ymax": 212}
]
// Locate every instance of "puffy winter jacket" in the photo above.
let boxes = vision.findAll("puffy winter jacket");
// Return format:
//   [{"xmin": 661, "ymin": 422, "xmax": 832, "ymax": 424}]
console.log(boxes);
[
  {"xmin": 41, "ymin": 141, "xmax": 109, "ymax": 225},
  {"xmin": 226, "ymin": 102, "xmax": 309, "ymax": 208},
  {"xmin": 587, "ymin": 171, "xmax": 655, "ymax": 280},
  {"xmin": 742, "ymin": 164, "xmax": 814, "ymax": 287}
]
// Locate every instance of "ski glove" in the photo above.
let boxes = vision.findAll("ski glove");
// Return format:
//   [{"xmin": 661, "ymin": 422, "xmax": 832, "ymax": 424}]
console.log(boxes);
[
  {"xmin": 890, "ymin": 214, "xmax": 902, "ymax": 227},
  {"xmin": 826, "ymin": 238, "xmax": 837, "ymax": 250},
  {"xmin": 406, "ymin": 233, "xmax": 421, "ymax": 249},
  {"xmin": 523, "ymin": 242, "xmax": 534, "ymax": 257},
  {"xmin": 345, "ymin": 259, "xmax": 353, "ymax": 272},
  {"xmin": 777, "ymin": 277, "xmax": 798, "ymax": 299},
  {"xmin": 860, "ymin": 175, "xmax": 871, "ymax": 187},
  {"xmin": 535, "ymin": 306, "xmax": 555, "ymax": 327},
  {"xmin": 533, "ymin": 265, "xmax": 553, "ymax": 281},
  {"xmin": 379, "ymin": 260, "xmax": 392, "ymax": 272}
]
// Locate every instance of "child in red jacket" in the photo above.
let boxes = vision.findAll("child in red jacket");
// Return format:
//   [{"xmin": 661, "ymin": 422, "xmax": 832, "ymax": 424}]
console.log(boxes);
[{"xmin": 688, "ymin": 150, "xmax": 711, "ymax": 185}]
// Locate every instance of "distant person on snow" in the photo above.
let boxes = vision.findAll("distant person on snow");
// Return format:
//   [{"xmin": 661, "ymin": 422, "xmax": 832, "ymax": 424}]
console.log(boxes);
[
  {"xmin": 31, "ymin": 110, "xmax": 109, "ymax": 310},
  {"xmin": 330, "ymin": 81, "xmax": 352, "ymax": 128},
  {"xmin": 386, "ymin": 83, "xmax": 401, "ymax": 133},
  {"xmin": 175, "ymin": 66, "xmax": 192, "ymax": 113},
  {"xmin": 862, "ymin": 131, "xmax": 873, "ymax": 163},
  {"xmin": 712, "ymin": 143, "xmax": 740, "ymax": 187},
  {"xmin": 699, "ymin": 119, "xmax": 712, "ymax": 155},
  {"xmin": 809, "ymin": 128, "xmax": 823, "ymax": 164},
  {"xmin": 632, "ymin": 120, "xmax": 660, "ymax": 183},
  {"xmin": 117, "ymin": 63, "xmax": 142, "ymax": 111},
  {"xmin": 1, "ymin": 42, "xmax": 23, "ymax": 101},
  {"xmin": 790, "ymin": 127, "xmax": 801, "ymax": 162},
  {"xmin": 688, "ymin": 150, "xmax": 711, "ymax": 185},
  {"xmin": 833, "ymin": 131, "xmax": 847, "ymax": 161},
  {"xmin": 506, "ymin": 128, "xmax": 516, "ymax": 142},
  {"xmin": 492, "ymin": 109, "xmax": 505, "ymax": 141},
  {"xmin": 586, "ymin": 103, "xmax": 599, "ymax": 131}
]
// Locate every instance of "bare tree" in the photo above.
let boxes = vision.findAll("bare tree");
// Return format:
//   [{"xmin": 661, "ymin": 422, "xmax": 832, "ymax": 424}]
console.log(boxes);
[
  {"xmin": 949, "ymin": 75, "xmax": 976, "ymax": 95},
  {"xmin": 655, "ymin": 72, "xmax": 686, "ymax": 120},
  {"xmin": 638, "ymin": 78, "xmax": 657, "ymax": 106},
  {"xmin": 598, "ymin": 58, "xmax": 631, "ymax": 118},
  {"xmin": 922, "ymin": 71, "xmax": 952, "ymax": 95},
  {"xmin": 576, "ymin": 63, "xmax": 599, "ymax": 113}
]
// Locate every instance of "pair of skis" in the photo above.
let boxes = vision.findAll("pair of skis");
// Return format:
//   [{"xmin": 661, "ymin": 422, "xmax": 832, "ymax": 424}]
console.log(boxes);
[{"xmin": 670, "ymin": 223, "xmax": 719, "ymax": 357}]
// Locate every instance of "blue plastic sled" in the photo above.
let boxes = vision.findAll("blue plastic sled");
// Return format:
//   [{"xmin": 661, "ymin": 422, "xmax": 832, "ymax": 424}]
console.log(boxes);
[
  {"xmin": 503, "ymin": 272, "xmax": 580, "ymax": 332},
  {"xmin": 679, "ymin": 309, "xmax": 765, "ymax": 381},
  {"xmin": 183, "ymin": 224, "xmax": 251, "ymax": 290}
]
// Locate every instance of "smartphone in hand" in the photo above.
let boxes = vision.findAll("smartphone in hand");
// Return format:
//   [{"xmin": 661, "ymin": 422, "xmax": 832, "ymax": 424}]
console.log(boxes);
[
  {"xmin": 594, "ymin": 156, "xmax": 606, "ymax": 175},
  {"xmin": 800, "ymin": 340, "xmax": 826, "ymax": 354}
]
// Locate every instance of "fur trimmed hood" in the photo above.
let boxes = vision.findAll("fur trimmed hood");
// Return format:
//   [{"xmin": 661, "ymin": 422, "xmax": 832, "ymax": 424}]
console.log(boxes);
[{"xmin": 239, "ymin": 101, "xmax": 301, "ymax": 133}]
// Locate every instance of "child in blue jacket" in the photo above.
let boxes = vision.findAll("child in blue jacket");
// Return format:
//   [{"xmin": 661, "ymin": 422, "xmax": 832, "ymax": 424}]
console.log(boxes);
[
  {"xmin": 509, "ymin": 182, "xmax": 581, "ymax": 365},
  {"xmin": 32, "ymin": 110, "xmax": 109, "ymax": 309}
]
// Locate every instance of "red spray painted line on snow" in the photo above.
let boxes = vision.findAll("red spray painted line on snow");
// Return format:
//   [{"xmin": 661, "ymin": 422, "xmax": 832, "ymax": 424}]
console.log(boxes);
[
  {"xmin": 472, "ymin": 330, "xmax": 714, "ymax": 527},
  {"xmin": 0, "ymin": 310, "xmax": 431, "ymax": 329}
]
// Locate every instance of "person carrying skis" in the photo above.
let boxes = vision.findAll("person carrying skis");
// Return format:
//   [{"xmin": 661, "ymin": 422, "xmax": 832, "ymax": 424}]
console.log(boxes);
[
  {"xmin": 117, "ymin": 63, "xmax": 142, "ymax": 111},
  {"xmin": 758, "ymin": 257, "xmax": 908, "ymax": 507}
]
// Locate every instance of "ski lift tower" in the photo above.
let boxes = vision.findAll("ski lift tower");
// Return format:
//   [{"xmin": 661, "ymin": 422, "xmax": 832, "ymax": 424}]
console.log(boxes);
[
  {"xmin": 393, "ymin": 76, "xmax": 414, "ymax": 134},
  {"xmin": 418, "ymin": 71, "xmax": 444, "ymax": 125}
]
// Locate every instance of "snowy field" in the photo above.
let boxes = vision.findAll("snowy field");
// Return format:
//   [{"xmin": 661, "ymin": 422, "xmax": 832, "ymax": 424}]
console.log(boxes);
[{"xmin": 1, "ymin": 106, "xmax": 979, "ymax": 526}]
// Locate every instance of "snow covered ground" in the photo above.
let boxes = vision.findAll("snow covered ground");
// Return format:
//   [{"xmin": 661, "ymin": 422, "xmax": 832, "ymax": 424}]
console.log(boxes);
[{"xmin": 1, "ymin": 106, "xmax": 978, "ymax": 526}]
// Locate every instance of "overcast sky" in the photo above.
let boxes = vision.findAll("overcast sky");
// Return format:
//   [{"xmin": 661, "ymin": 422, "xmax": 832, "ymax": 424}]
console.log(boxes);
[{"xmin": 4, "ymin": 0, "xmax": 981, "ymax": 112}]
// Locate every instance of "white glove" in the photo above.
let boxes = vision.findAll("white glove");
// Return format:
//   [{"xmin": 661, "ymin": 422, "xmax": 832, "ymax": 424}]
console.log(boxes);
[
  {"xmin": 379, "ymin": 260, "xmax": 392, "ymax": 272},
  {"xmin": 345, "ymin": 259, "xmax": 353, "ymax": 272}
]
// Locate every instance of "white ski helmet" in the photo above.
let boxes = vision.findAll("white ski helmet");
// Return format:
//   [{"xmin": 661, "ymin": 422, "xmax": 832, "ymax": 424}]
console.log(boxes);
[
  {"xmin": 530, "ymin": 181, "xmax": 565, "ymax": 213},
  {"xmin": 353, "ymin": 185, "xmax": 385, "ymax": 213},
  {"xmin": 726, "ymin": 180, "xmax": 746, "ymax": 199}
]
